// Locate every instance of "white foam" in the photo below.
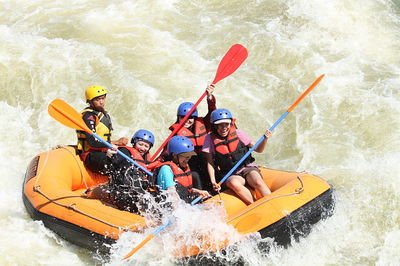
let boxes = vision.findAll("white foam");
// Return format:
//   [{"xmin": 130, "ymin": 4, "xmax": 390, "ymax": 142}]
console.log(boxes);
[{"xmin": 1, "ymin": 0, "xmax": 399, "ymax": 264}]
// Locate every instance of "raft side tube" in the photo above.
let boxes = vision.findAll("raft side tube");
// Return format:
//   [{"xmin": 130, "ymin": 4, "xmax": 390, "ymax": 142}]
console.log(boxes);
[{"xmin": 22, "ymin": 192, "xmax": 115, "ymax": 253}]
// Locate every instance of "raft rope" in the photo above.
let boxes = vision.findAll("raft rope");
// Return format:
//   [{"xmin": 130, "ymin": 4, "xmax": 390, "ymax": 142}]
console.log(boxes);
[
  {"xmin": 32, "ymin": 148, "xmax": 305, "ymax": 232},
  {"xmin": 226, "ymin": 176, "xmax": 305, "ymax": 221},
  {"xmin": 32, "ymin": 146, "xmax": 141, "ymax": 233},
  {"xmin": 32, "ymin": 185, "xmax": 137, "ymax": 231}
]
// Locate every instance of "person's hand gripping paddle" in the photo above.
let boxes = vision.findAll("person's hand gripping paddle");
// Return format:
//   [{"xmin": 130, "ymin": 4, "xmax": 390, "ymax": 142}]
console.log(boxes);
[
  {"xmin": 122, "ymin": 44, "xmax": 249, "ymax": 261},
  {"xmin": 48, "ymin": 98, "xmax": 154, "ymax": 176},
  {"xmin": 190, "ymin": 74, "xmax": 326, "ymax": 205},
  {"xmin": 150, "ymin": 44, "xmax": 248, "ymax": 161}
]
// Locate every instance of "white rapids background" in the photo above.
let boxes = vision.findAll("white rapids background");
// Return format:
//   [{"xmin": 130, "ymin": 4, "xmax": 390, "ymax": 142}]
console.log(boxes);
[{"xmin": 0, "ymin": 0, "xmax": 399, "ymax": 265}]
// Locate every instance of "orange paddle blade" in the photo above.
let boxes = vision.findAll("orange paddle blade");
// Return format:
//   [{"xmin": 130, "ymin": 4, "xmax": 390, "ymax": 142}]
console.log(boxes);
[
  {"xmin": 48, "ymin": 99, "xmax": 91, "ymax": 133},
  {"xmin": 150, "ymin": 44, "xmax": 248, "ymax": 162},
  {"xmin": 212, "ymin": 44, "xmax": 248, "ymax": 84}
]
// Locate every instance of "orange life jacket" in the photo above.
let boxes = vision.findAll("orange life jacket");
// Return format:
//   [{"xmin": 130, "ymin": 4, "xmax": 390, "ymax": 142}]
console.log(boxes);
[
  {"xmin": 211, "ymin": 124, "xmax": 255, "ymax": 178},
  {"xmin": 122, "ymin": 146, "xmax": 152, "ymax": 167},
  {"xmin": 151, "ymin": 161, "xmax": 193, "ymax": 189},
  {"xmin": 169, "ymin": 118, "xmax": 208, "ymax": 153}
]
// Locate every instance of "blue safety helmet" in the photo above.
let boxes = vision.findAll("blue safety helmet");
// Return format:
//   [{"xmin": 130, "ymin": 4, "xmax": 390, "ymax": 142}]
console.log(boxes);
[
  {"xmin": 210, "ymin": 108, "xmax": 233, "ymax": 124},
  {"xmin": 177, "ymin": 102, "xmax": 198, "ymax": 118},
  {"xmin": 131, "ymin": 129, "xmax": 155, "ymax": 147},
  {"xmin": 167, "ymin": 136, "xmax": 195, "ymax": 156}
]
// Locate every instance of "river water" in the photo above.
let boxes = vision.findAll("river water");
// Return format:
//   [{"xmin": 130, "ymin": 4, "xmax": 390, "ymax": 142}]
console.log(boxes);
[{"xmin": 0, "ymin": 0, "xmax": 399, "ymax": 265}]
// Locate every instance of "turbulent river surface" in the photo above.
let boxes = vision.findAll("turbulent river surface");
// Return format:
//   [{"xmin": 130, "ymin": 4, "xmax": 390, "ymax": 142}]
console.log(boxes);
[{"xmin": 0, "ymin": 0, "xmax": 399, "ymax": 265}]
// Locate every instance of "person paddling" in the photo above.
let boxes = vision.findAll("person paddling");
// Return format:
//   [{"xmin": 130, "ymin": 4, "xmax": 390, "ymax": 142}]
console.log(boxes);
[
  {"xmin": 118, "ymin": 129, "xmax": 155, "ymax": 168},
  {"xmin": 86, "ymin": 129, "xmax": 159, "ymax": 214},
  {"xmin": 202, "ymin": 108, "xmax": 272, "ymax": 205},
  {"xmin": 76, "ymin": 85, "xmax": 128, "ymax": 175},
  {"xmin": 152, "ymin": 136, "xmax": 211, "ymax": 206},
  {"xmin": 167, "ymin": 84, "xmax": 217, "ymax": 191}
]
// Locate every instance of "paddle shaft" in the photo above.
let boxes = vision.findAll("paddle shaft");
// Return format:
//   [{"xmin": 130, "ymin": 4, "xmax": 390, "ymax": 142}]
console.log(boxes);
[
  {"xmin": 48, "ymin": 99, "xmax": 153, "ymax": 176},
  {"xmin": 191, "ymin": 74, "xmax": 325, "ymax": 205},
  {"xmin": 123, "ymin": 220, "xmax": 172, "ymax": 260},
  {"xmin": 122, "ymin": 44, "xmax": 249, "ymax": 260},
  {"xmin": 149, "ymin": 91, "xmax": 207, "ymax": 161},
  {"xmin": 149, "ymin": 44, "xmax": 248, "ymax": 162},
  {"xmin": 91, "ymin": 133, "xmax": 153, "ymax": 176}
]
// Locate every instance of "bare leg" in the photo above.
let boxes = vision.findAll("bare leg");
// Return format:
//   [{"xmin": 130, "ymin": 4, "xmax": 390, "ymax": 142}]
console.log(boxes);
[
  {"xmin": 246, "ymin": 170, "xmax": 271, "ymax": 196},
  {"xmin": 226, "ymin": 175, "xmax": 254, "ymax": 205}
]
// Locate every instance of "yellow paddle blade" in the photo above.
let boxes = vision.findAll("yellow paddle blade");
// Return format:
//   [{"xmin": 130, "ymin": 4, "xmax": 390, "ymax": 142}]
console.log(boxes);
[{"xmin": 48, "ymin": 99, "xmax": 91, "ymax": 133}]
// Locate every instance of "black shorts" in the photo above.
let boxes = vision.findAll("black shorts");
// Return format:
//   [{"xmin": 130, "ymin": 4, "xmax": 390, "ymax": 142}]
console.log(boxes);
[{"xmin": 218, "ymin": 165, "xmax": 261, "ymax": 190}]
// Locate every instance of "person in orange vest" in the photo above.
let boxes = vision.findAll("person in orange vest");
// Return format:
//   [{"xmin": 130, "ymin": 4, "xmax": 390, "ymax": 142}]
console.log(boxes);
[
  {"xmin": 153, "ymin": 136, "xmax": 211, "ymax": 205},
  {"xmin": 117, "ymin": 129, "xmax": 155, "ymax": 168},
  {"xmin": 86, "ymin": 129, "xmax": 159, "ymax": 214},
  {"xmin": 202, "ymin": 108, "xmax": 272, "ymax": 205},
  {"xmin": 76, "ymin": 85, "xmax": 128, "ymax": 175},
  {"xmin": 168, "ymin": 84, "xmax": 216, "ymax": 191}
]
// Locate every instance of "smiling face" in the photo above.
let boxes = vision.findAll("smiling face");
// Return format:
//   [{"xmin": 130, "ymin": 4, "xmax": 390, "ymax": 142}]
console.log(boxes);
[
  {"xmin": 133, "ymin": 140, "xmax": 151, "ymax": 155},
  {"xmin": 173, "ymin": 153, "xmax": 193, "ymax": 169},
  {"xmin": 215, "ymin": 122, "xmax": 231, "ymax": 138},
  {"xmin": 178, "ymin": 116, "xmax": 195, "ymax": 128}
]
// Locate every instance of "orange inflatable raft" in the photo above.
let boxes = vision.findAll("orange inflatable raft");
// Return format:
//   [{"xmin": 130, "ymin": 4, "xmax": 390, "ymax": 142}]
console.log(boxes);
[{"xmin": 23, "ymin": 146, "xmax": 334, "ymax": 257}]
